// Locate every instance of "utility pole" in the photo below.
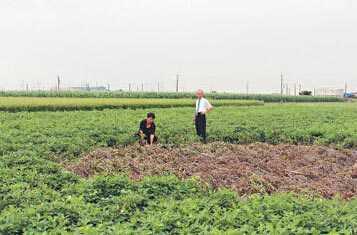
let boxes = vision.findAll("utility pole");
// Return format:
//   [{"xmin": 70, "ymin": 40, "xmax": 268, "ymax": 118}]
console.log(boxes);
[
  {"xmin": 294, "ymin": 83, "xmax": 297, "ymax": 96},
  {"xmin": 26, "ymin": 83, "xmax": 29, "ymax": 92},
  {"xmin": 285, "ymin": 83, "xmax": 289, "ymax": 96},
  {"xmin": 280, "ymin": 72, "xmax": 284, "ymax": 103},
  {"xmin": 57, "ymin": 75, "xmax": 61, "ymax": 92},
  {"xmin": 299, "ymin": 84, "xmax": 302, "ymax": 94},
  {"xmin": 157, "ymin": 81, "xmax": 160, "ymax": 93},
  {"xmin": 141, "ymin": 82, "xmax": 144, "ymax": 92},
  {"xmin": 176, "ymin": 73, "xmax": 179, "ymax": 92}
]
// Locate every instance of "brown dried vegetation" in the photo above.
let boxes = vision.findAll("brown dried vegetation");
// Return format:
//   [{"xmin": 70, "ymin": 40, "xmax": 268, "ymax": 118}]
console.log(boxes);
[{"xmin": 65, "ymin": 143, "xmax": 357, "ymax": 199}]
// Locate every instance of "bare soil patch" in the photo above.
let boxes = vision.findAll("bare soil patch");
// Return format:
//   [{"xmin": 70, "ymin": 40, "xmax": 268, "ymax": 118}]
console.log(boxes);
[{"xmin": 65, "ymin": 143, "xmax": 357, "ymax": 199}]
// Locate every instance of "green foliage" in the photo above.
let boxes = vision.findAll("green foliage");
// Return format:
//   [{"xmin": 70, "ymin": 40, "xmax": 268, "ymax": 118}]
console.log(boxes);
[
  {"xmin": 1, "ymin": 172, "xmax": 356, "ymax": 234},
  {"xmin": 0, "ymin": 97, "xmax": 262, "ymax": 112},
  {"xmin": 0, "ymin": 90, "xmax": 343, "ymax": 102},
  {"xmin": 299, "ymin": 90, "xmax": 313, "ymax": 96},
  {"xmin": 1, "ymin": 103, "xmax": 357, "ymax": 234},
  {"xmin": 1, "ymin": 103, "xmax": 357, "ymax": 160}
]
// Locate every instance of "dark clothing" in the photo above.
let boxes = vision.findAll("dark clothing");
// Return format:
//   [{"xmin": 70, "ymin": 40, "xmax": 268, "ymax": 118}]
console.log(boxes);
[
  {"xmin": 139, "ymin": 119, "xmax": 157, "ymax": 144},
  {"xmin": 143, "ymin": 135, "xmax": 158, "ymax": 144},
  {"xmin": 195, "ymin": 112, "xmax": 206, "ymax": 142},
  {"xmin": 139, "ymin": 119, "xmax": 156, "ymax": 136}
]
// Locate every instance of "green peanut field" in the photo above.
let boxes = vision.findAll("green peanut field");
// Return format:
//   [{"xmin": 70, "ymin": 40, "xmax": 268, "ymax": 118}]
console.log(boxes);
[
  {"xmin": 0, "ymin": 97, "xmax": 262, "ymax": 112},
  {"xmin": 0, "ymin": 90, "xmax": 343, "ymax": 102},
  {"xmin": 0, "ymin": 97, "xmax": 356, "ymax": 234}
]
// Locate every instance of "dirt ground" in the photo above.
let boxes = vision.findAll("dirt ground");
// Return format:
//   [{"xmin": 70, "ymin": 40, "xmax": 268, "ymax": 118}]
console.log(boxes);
[{"xmin": 65, "ymin": 143, "xmax": 357, "ymax": 199}]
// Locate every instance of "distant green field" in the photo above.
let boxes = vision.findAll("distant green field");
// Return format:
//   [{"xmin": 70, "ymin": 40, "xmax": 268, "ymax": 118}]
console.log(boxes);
[
  {"xmin": 0, "ymin": 97, "xmax": 262, "ymax": 112},
  {"xmin": 0, "ymin": 90, "xmax": 344, "ymax": 102}
]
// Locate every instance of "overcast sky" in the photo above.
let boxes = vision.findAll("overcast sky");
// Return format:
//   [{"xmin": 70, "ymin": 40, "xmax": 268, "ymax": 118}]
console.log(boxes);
[{"xmin": 0, "ymin": 0, "xmax": 356, "ymax": 93}]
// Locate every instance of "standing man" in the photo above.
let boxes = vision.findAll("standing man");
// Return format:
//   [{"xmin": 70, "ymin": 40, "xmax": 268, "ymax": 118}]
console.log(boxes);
[{"xmin": 194, "ymin": 89, "xmax": 213, "ymax": 143}]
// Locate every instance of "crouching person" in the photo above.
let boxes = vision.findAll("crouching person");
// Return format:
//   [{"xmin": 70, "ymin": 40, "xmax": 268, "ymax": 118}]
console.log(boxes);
[{"xmin": 138, "ymin": 112, "xmax": 158, "ymax": 146}]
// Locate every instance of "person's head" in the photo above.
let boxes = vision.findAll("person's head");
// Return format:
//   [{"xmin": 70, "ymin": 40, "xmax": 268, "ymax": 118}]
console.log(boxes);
[
  {"xmin": 196, "ymin": 89, "xmax": 204, "ymax": 99},
  {"xmin": 146, "ymin": 112, "xmax": 155, "ymax": 124}
]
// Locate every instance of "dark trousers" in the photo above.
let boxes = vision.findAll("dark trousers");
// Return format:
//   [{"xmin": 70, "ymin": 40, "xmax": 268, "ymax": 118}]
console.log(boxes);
[
  {"xmin": 137, "ymin": 133, "xmax": 158, "ymax": 145},
  {"xmin": 145, "ymin": 135, "xmax": 158, "ymax": 144},
  {"xmin": 195, "ymin": 113, "xmax": 206, "ymax": 142}
]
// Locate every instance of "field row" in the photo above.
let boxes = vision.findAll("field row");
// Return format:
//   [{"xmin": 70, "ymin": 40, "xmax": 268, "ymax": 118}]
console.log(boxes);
[
  {"xmin": 0, "ymin": 97, "xmax": 262, "ymax": 112},
  {"xmin": 0, "ymin": 90, "xmax": 344, "ymax": 102},
  {"xmin": 1, "ymin": 103, "xmax": 357, "ymax": 159},
  {"xmin": 1, "ymin": 168, "xmax": 355, "ymax": 234},
  {"xmin": 1, "ymin": 103, "xmax": 357, "ymax": 233}
]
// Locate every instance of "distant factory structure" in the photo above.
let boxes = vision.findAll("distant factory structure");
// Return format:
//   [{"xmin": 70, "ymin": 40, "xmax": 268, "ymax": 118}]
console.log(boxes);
[
  {"xmin": 24, "ymin": 76, "xmax": 113, "ymax": 92},
  {"xmin": 314, "ymin": 87, "xmax": 345, "ymax": 97},
  {"xmin": 67, "ymin": 85, "xmax": 109, "ymax": 92}
]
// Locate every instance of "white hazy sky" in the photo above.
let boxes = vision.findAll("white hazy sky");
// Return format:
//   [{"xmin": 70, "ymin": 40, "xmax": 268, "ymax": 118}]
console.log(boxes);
[{"xmin": 0, "ymin": 0, "xmax": 356, "ymax": 93}]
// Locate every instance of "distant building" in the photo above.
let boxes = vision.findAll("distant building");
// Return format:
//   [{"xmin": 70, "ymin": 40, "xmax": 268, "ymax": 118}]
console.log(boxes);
[
  {"xmin": 315, "ymin": 88, "xmax": 344, "ymax": 97},
  {"xmin": 345, "ymin": 92, "xmax": 357, "ymax": 98},
  {"xmin": 68, "ymin": 86, "xmax": 109, "ymax": 92}
]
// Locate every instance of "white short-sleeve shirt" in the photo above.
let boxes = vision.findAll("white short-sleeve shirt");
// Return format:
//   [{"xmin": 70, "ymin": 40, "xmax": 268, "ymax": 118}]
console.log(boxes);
[{"xmin": 195, "ymin": 98, "xmax": 212, "ymax": 114}]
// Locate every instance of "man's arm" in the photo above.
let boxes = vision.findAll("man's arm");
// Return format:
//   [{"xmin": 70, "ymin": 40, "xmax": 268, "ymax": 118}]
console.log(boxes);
[
  {"xmin": 148, "ymin": 124, "xmax": 156, "ymax": 145},
  {"xmin": 149, "ymin": 134, "xmax": 155, "ymax": 145},
  {"xmin": 152, "ymin": 124, "xmax": 156, "ymax": 134},
  {"xmin": 139, "ymin": 121, "xmax": 145, "ymax": 137},
  {"xmin": 204, "ymin": 100, "xmax": 213, "ymax": 114}
]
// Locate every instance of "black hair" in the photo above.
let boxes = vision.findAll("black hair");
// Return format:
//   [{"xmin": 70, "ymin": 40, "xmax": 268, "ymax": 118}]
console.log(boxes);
[{"xmin": 147, "ymin": 112, "xmax": 155, "ymax": 119}]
